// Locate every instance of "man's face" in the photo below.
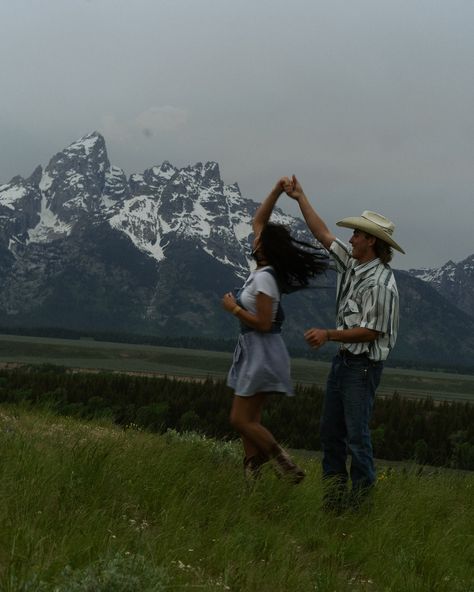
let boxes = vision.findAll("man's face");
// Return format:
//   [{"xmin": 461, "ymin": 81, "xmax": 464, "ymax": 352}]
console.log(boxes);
[{"xmin": 349, "ymin": 229, "xmax": 375, "ymax": 262}]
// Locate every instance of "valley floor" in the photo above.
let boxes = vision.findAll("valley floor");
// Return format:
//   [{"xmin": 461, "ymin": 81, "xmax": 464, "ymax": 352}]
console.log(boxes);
[{"xmin": 1, "ymin": 333, "xmax": 473, "ymax": 403}]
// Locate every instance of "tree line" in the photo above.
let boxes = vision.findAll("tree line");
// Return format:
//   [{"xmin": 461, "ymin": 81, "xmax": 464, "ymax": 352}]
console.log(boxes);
[{"xmin": 1, "ymin": 365, "xmax": 473, "ymax": 470}]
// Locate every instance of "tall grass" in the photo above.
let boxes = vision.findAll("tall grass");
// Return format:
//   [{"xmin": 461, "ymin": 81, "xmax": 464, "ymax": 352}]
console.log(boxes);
[{"xmin": 0, "ymin": 405, "xmax": 472, "ymax": 592}]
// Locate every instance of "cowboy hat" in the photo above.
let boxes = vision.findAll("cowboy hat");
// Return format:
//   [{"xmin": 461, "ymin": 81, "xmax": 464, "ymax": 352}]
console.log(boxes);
[{"xmin": 336, "ymin": 210, "xmax": 405, "ymax": 253}]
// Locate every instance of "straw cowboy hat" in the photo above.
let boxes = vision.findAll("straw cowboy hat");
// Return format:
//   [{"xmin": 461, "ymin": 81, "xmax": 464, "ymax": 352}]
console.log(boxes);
[{"xmin": 336, "ymin": 210, "xmax": 405, "ymax": 254}]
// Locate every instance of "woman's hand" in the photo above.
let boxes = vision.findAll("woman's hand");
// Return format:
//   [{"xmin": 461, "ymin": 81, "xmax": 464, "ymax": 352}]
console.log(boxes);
[
  {"xmin": 222, "ymin": 292, "xmax": 237, "ymax": 313},
  {"xmin": 272, "ymin": 177, "xmax": 289, "ymax": 196}
]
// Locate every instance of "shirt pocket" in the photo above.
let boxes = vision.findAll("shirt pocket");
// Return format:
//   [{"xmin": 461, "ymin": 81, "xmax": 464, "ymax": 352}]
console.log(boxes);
[{"xmin": 342, "ymin": 298, "xmax": 362, "ymax": 328}]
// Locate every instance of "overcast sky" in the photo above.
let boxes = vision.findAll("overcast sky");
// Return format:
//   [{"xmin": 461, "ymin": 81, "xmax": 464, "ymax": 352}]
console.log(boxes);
[{"xmin": 1, "ymin": 0, "xmax": 473, "ymax": 270}]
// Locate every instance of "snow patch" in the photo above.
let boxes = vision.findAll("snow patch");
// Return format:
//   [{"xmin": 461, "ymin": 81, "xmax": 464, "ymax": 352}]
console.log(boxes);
[
  {"xmin": 0, "ymin": 185, "xmax": 27, "ymax": 209},
  {"xmin": 27, "ymin": 194, "xmax": 72, "ymax": 243},
  {"xmin": 39, "ymin": 170, "xmax": 54, "ymax": 192},
  {"xmin": 234, "ymin": 221, "xmax": 252, "ymax": 241},
  {"xmin": 191, "ymin": 201, "xmax": 211, "ymax": 236},
  {"xmin": 108, "ymin": 197, "xmax": 165, "ymax": 262}
]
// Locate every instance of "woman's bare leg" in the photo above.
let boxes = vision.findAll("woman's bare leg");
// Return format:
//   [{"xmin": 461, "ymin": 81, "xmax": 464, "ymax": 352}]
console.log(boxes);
[
  {"xmin": 230, "ymin": 393, "xmax": 278, "ymax": 458},
  {"xmin": 230, "ymin": 392, "xmax": 305, "ymax": 484}
]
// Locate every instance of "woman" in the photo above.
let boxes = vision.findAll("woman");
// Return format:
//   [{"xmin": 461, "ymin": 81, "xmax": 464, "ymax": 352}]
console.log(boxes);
[{"xmin": 222, "ymin": 178, "xmax": 327, "ymax": 483}]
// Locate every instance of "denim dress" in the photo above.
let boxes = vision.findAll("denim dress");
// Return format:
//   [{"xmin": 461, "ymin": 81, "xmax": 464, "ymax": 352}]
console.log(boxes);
[{"xmin": 226, "ymin": 268, "xmax": 294, "ymax": 397}]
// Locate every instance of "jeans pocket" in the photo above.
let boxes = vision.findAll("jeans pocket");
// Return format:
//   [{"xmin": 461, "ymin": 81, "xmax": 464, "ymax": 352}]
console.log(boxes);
[{"xmin": 342, "ymin": 356, "xmax": 370, "ymax": 384}]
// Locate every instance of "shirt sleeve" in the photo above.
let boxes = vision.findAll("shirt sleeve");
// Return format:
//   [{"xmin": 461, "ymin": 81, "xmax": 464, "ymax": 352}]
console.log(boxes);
[
  {"xmin": 329, "ymin": 238, "xmax": 352, "ymax": 272},
  {"xmin": 360, "ymin": 284, "xmax": 398, "ymax": 335},
  {"xmin": 254, "ymin": 270, "xmax": 279, "ymax": 301}
]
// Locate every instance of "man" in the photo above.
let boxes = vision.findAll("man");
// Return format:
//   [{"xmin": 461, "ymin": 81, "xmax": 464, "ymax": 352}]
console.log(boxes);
[{"xmin": 284, "ymin": 175, "xmax": 404, "ymax": 511}]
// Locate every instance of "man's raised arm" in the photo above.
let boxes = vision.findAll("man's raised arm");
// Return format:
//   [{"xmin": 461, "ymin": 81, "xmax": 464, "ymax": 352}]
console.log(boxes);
[{"xmin": 284, "ymin": 175, "xmax": 336, "ymax": 251}]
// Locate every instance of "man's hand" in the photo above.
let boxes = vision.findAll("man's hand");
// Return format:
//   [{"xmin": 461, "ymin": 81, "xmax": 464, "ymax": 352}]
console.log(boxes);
[
  {"xmin": 304, "ymin": 328, "xmax": 329, "ymax": 349},
  {"xmin": 284, "ymin": 175, "xmax": 305, "ymax": 202}
]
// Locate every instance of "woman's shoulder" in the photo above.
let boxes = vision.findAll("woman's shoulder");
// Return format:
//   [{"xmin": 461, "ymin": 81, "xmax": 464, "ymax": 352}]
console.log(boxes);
[
  {"xmin": 255, "ymin": 265, "xmax": 275, "ymax": 276},
  {"xmin": 254, "ymin": 266, "xmax": 279, "ymax": 294}
]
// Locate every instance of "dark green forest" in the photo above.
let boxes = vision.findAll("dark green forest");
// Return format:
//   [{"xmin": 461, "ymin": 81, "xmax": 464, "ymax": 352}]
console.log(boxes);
[{"xmin": 1, "ymin": 365, "xmax": 473, "ymax": 470}]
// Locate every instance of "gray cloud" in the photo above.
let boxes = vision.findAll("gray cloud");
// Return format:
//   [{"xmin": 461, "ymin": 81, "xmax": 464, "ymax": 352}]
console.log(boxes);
[{"xmin": 0, "ymin": 0, "xmax": 473, "ymax": 269}]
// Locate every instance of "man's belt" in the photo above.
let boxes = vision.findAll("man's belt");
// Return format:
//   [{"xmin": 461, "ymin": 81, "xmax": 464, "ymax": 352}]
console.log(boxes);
[{"xmin": 339, "ymin": 347, "xmax": 369, "ymax": 359}]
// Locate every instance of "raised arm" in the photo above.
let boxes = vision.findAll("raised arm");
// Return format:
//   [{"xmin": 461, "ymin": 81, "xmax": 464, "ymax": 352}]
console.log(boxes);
[
  {"xmin": 252, "ymin": 179, "xmax": 285, "ymax": 236},
  {"xmin": 283, "ymin": 175, "xmax": 336, "ymax": 251}
]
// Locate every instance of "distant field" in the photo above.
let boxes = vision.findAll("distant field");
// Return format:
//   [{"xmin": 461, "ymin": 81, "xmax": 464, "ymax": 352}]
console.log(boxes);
[{"xmin": 0, "ymin": 333, "xmax": 473, "ymax": 402}]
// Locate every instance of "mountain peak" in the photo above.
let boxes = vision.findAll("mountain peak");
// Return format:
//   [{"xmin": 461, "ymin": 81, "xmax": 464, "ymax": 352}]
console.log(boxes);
[
  {"xmin": 43, "ymin": 131, "xmax": 109, "ymax": 179},
  {"xmin": 409, "ymin": 254, "xmax": 474, "ymax": 318},
  {"xmin": 64, "ymin": 131, "xmax": 107, "ymax": 158},
  {"xmin": 149, "ymin": 161, "xmax": 178, "ymax": 181},
  {"xmin": 177, "ymin": 162, "xmax": 222, "ymax": 186}
]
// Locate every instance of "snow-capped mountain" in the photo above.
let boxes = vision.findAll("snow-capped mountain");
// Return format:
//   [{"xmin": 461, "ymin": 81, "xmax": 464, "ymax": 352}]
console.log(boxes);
[
  {"xmin": 409, "ymin": 255, "xmax": 474, "ymax": 318},
  {"xmin": 1, "ymin": 132, "xmax": 474, "ymax": 369},
  {"xmin": 0, "ymin": 132, "xmax": 309, "ymax": 280},
  {"xmin": 0, "ymin": 131, "xmax": 327, "ymax": 337}
]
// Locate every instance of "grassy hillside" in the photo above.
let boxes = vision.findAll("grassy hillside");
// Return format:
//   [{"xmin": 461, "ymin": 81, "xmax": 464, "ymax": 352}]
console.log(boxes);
[{"xmin": 0, "ymin": 406, "xmax": 472, "ymax": 591}]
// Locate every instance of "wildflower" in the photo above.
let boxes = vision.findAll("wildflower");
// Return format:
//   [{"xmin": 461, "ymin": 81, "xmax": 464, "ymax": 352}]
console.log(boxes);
[{"xmin": 177, "ymin": 560, "xmax": 193, "ymax": 570}]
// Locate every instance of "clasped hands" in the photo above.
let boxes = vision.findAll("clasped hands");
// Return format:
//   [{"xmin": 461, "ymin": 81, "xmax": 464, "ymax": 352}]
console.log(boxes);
[{"xmin": 275, "ymin": 175, "xmax": 303, "ymax": 201}]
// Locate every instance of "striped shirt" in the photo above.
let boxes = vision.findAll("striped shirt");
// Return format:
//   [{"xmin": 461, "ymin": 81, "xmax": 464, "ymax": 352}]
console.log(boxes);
[{"xmin": 330, "ymin": 238, "xmax": 399, "ymax": 361}]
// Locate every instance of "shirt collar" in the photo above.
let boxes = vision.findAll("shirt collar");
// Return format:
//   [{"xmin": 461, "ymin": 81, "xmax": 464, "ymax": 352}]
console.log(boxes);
[{"xmin": 353, "ymin": 257, "xmax": 381, "ymax": 276}]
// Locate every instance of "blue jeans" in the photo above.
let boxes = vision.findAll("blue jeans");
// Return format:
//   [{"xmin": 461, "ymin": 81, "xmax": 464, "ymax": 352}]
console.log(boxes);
[{"xmin": 320, "ymin": 351, "xmax": 383, "ymax": 491}]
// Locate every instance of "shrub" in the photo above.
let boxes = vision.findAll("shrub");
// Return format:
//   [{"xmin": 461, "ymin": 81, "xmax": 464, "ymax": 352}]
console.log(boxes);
[
  {"xmin": 179, "ymin": 410, "xmax": 201, "ymax": 431},
  {"xmin": 414, "ymin": 439, "xmax": 429, "ymax": 464},
  {"xmin": 30, "ymin": 553, "xmax": 168, "ymax": 592},
  {"xmin": 135, "ymin": 402, "xmax": 169, "ymax": 432}
]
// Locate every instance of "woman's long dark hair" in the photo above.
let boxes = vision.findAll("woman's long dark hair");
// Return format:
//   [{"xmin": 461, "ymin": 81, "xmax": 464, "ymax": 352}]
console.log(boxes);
[{"xmin": 259, "ymin": 222, "xmax": 328, "ymax": 294}]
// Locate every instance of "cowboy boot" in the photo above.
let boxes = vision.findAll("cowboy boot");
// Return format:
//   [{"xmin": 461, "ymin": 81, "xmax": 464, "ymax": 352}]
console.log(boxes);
[
  {"xmin": 271, "ymin": 446, "xmax": 305, "ymax": 484},
  {"xmin": 243, "ymin": 453, "xmax": 270, "ymax": 482}
]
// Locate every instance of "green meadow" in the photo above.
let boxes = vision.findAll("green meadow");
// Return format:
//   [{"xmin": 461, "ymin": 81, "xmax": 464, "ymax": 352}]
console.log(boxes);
[
  {"xmin": 0, "ymin": 406, "xmax": 473, "ymax": 592},
  {"xmin": 0, "ymin": 334, "xmax": 473, "ymax": 403}
]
